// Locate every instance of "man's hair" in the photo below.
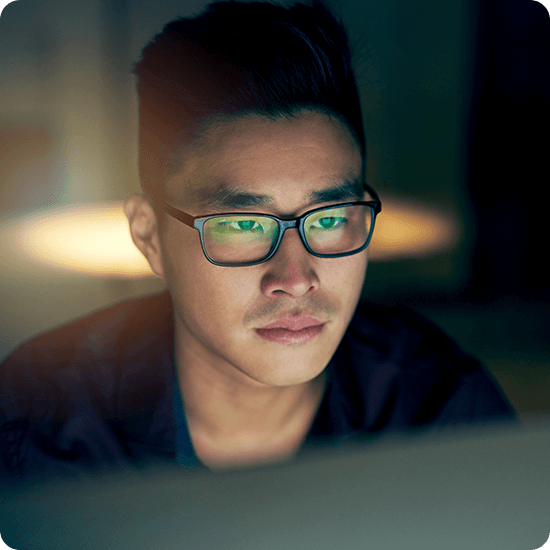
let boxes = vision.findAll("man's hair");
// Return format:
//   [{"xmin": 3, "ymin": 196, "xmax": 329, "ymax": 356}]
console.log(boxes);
[{"xmin": 134, "ymin": 0, "xmax": 365, "ymax": 201}]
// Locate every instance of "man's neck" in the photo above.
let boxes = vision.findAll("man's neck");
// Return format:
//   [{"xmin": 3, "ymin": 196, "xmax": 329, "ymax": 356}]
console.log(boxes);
[{"xmin": 175, "ymin": 350, "xmax": 327, "ymax": 470}]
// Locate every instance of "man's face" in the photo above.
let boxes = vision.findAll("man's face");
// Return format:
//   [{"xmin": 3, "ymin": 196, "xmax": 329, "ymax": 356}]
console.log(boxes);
[{"xmin": 158, "ymin": 112, "xmax": 368, "ymax": 387}]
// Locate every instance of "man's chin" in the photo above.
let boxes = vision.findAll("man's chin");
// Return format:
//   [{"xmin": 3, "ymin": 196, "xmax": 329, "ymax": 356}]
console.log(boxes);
[{"xmin": 236, "ymin": 349, "xmax": 329, "ymax": 388}]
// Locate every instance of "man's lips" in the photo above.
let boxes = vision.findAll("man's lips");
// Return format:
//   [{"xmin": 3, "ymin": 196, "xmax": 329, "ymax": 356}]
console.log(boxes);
[{"xmin": 258, "ymin": 314, "xmax": 325, "ymax": 332}]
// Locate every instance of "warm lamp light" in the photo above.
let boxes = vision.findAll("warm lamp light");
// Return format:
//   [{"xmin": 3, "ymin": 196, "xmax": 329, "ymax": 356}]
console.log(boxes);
[
  {"xmin": 369, "ymin": 197, "xmax": 460, "ymax": 261},
  {"xmin": 4, "ymin": 198, "xmax": 460, "ymax": 277},
  {"xmin": 10, "ymin": 202, "xmax": 152, "ymax": 278}
]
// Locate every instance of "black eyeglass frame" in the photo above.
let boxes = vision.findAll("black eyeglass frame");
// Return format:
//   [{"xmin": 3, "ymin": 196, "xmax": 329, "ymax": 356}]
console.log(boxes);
[{"xmin": 155, "ymin": 182, "xmax": 382, "ymax": 267}]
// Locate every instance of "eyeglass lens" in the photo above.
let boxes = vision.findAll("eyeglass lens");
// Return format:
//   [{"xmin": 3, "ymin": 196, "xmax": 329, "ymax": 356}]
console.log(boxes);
[{"xmin": 202, "ymin": 204, "xmax": 373, "ymax": 264}]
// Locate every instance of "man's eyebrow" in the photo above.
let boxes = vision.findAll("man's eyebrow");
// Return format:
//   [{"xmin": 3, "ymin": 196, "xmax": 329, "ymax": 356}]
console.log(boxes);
[
  {"xmin": 196, "ymin": 178, "xmax": 363, "ymax": 210},
  {"xmin": 307, "ymin": 178, "xmax": 363, "ymax": 204},
  {"xmin": 196, "ymin": 186, "xmax": 274, "ymax": 210}
]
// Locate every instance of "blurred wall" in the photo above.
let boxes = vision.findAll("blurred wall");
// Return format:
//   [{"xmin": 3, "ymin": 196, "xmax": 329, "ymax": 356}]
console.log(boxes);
[{"xmin": 1, "ymin": 0, "xmax": 123, "ymax": 207}]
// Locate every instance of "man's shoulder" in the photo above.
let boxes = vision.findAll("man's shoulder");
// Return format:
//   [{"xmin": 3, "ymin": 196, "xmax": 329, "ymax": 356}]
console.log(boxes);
[
  {"xmin": 345, "ymin": 301, "xmax": 480, "ymax": 377},
  {"xmin": 0, "ymin": 291, "xmax": 176, "ymax": 483},
  {"xmin": 334, "ymin": 301, "xmax": 516, "ymax": 429},
  {"xmin": 1, "ymin": 290, "xmax": 173, "ymax": 373}
]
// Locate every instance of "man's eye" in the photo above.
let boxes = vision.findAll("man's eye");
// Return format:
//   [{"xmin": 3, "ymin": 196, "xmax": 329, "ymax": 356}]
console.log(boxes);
[
  {"xmin": 311, "ymin": 217, "xmax": 347, "ymax": 230},
  {"xmin": 235, "ymin": 220, "xmax": 261, "ymax": 232},
  {"xmin": 219, "ymin": 219, "xmax": 264, "ymax": 233}
]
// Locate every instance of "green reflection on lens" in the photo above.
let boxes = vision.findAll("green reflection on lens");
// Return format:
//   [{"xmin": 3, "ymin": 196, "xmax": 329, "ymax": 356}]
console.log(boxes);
[
  {"xmin": 305, "ymin": 207, "xmax": 348, "ymax": 233},
  {"xmin": 207, "ymin": 216, "xmax": 277, "ymax": 244}
]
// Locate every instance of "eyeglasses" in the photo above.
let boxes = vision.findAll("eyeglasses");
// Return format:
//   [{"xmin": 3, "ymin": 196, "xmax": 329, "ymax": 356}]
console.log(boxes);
[{"xmin": 156, "ymin": 183, "xmax": 381, "ymax": 267}]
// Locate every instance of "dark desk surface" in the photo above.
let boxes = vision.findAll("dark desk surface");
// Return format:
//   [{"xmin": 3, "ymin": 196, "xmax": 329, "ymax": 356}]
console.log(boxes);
[{"xmin": 2, "ymin": 420, "xmax": 549, "ymax": 550}]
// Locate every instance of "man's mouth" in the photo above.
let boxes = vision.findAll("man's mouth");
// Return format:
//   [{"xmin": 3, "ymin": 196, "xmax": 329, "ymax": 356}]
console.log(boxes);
[
  {"xmin": 255, "ymin": 314, "xmax": 326, "ymax": 346},
  {"xmin": 258, "ymin": 314, "xmax": 324, "ymax": 331}
]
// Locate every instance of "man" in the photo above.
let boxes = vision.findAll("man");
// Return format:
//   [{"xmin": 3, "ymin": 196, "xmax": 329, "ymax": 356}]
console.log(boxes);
[{"xmin": 0, "ymin": 0, "xmax": 514, "ymax": 483}]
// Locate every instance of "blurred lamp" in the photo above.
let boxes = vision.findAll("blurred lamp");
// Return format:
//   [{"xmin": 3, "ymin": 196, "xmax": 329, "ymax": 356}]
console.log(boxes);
[{"xmin": 5, "ymin": 199, "xmax": 460, "ymax": 278}]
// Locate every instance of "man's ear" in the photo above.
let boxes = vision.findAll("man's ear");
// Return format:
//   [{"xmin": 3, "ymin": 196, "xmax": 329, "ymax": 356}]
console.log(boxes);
[{"xmin": 123, "ymin": 194, "xmax": 165, "ymax": 280}]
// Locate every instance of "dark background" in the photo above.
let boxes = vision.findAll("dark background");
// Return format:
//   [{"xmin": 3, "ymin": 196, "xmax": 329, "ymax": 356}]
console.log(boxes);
[{"xmin": 0, "ymin": 0, "xmax": 549, "ymax": 417}]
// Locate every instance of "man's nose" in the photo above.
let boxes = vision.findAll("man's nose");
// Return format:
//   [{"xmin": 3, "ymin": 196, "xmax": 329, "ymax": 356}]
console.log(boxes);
[{"xmin": 260, "ymin": 227, "xmax": 320, "ymax": 298}]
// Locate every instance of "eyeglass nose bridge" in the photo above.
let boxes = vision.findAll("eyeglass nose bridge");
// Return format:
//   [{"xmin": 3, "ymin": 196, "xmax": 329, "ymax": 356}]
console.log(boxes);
[{"xmin": 267, "ymin": 217, "xmax": 310, "ymax": 259}]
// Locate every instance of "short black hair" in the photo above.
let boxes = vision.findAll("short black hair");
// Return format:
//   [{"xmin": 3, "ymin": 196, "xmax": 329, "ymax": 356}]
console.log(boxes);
[{"xmin": 134, "ymin": 0, "xmax": 365, "ymax": 200}]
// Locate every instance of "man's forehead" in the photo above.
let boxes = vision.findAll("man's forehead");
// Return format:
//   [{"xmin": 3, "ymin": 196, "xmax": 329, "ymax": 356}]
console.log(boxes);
[{"xmin": 164, "ymin": 111, "xmax": 365, "ymax": 211}]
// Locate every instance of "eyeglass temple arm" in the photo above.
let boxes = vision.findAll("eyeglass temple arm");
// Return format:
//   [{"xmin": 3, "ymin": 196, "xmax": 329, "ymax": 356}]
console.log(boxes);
[
  {"xmin": 156, "ymin": 197, "xmax": 195, "ymax": 227},
  {"xmin": 364, "ymin": 182, "xmax": 382, "ymax": 214}
]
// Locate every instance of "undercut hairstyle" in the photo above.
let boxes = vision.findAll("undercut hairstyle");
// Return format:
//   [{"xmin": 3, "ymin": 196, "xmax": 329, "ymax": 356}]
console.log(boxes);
[{"xmin": 133, "ymin": 0, "xmax": 366, "ymax": 204}]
